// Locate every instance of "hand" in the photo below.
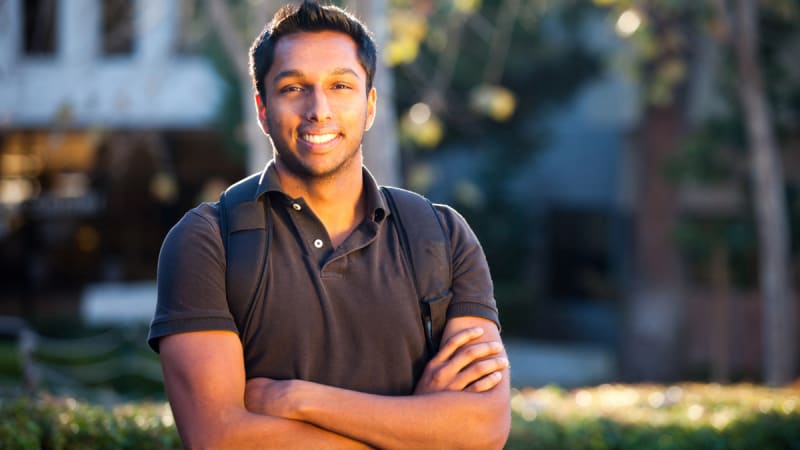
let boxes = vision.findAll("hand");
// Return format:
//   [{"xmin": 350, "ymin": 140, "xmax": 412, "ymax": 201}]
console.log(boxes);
[
  {"xmin": 414, "ymin": 327, "xmax": 509, "ymax": 395},
  {"xmin": 245, "ymin": 377, "xmax": 301, "ymax": 419}
]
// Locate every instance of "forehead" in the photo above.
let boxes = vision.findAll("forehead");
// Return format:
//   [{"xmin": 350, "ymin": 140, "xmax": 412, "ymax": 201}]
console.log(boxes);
[{"xmin": 269, "ymin": 31, "xmax": 365, "ymax": 79}]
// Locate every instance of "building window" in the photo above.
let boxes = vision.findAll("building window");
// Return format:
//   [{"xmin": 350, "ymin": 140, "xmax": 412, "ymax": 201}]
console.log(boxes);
[
  {"xmin": 102, "ymin": 0, "xmax": 135, "ymax": 55},
  {"xmin": 24, "ymin": 0, "xmax": 57, "ymax": 55}
]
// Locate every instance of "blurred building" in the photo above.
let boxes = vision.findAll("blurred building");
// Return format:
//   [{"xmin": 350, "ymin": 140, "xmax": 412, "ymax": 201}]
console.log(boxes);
[{"xmin": 0, "ymin": 0, "xmax": 241, "ymax": 319}]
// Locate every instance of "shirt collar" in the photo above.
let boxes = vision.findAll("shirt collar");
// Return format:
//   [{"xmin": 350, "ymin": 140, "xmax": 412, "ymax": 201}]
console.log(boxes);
[{"xmin": 254, "ymin": 160, "xmax": 387, "ymax": 223}]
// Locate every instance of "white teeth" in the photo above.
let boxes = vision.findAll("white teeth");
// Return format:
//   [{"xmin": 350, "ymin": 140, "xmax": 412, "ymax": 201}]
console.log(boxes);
[{"xmin": 302, "ymin": 133, "xmax": 338, "ymax": 144}]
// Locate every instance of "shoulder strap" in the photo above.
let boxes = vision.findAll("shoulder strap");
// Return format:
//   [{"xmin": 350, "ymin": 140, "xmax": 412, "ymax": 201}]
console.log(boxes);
[
  {"xmin": 382, "ymin": 186, "xmax": 452, "ymax": 356},
  {"xmin": 218, "ymin": 173, "xmax": 270, "ymax": 336}
]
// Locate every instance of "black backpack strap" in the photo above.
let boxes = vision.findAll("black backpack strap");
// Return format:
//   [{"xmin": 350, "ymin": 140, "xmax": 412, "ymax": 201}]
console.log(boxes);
[
  {"xmin": 382, "ymin": 186, "xmax": 452, "ymax": 356},
  {"xmin": 218, "ymin": 173, "xmax": 270, "ymax": 336}
]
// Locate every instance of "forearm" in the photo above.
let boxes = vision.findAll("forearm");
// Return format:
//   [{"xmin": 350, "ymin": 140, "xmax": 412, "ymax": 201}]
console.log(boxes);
[
  {"xmin": 179, "ymin": 405, "xmax": 370, "ymax": 450},
  {"xmin": 158, "ymin": 331, "xmax": 370, "ymax": 450},
  {"xmin": 261, "ymin": 380, "xmax": 510, "ymax": 450},
  {"xmin": 246, "ymin": 319, "xmax": 512, "ymax": 449}
]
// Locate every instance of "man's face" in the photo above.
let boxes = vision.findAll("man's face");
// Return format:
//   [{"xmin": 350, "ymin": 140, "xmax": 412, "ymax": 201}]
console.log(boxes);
[{"xmin": 258, "ymin": 31, "xmax": 377, "ymax": 180}]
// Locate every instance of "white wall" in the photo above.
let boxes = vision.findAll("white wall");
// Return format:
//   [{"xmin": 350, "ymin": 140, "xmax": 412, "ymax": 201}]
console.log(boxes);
[{"xmin": 0, "ymin": 0, "xmax": 224, "ymax": 128}]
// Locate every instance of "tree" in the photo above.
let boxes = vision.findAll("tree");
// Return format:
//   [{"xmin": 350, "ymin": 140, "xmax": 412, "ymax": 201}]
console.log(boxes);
[
  {"xmin": 345, "ymin": 0, "xmax": 401, "ymax": 185},
  {"xmin": 206, "ymin": 0, "xmax": 275, "ymax": 174},
  {"xmin": 599, "ymin": 0, "xmax": 798, "ymax": 384},
  {"xmin": 386, "ymin": 0, "xmax": 604, "ymax": 336},
  {"xmin": 727, "ymin": 0, "xmax": 796, "ymax": 385}
]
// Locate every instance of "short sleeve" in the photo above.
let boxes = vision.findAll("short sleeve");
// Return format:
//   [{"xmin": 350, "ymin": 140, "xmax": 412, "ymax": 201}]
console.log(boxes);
[
  {"xmin": 434, "ymin": 204, "xmax": 500, "ymax": 329},
  {"xmin": 147, "ymin": 203, "xmax": 237, "ymax": 352}
]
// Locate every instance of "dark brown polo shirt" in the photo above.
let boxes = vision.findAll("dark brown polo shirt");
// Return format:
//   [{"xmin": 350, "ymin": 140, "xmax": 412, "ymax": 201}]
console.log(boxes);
[{"xmin": 148, "ymin": 162, "xmax": 499, "ymax": 395}]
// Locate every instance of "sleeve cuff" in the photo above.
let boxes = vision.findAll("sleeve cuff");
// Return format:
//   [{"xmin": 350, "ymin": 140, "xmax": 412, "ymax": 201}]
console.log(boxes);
[
  {"xmin": 147, "ymin": 316, "xmax": 238, "ymax": 352},
  {"xmin": 447, "ymin": 300, "xmax": 501, "ymax": 331}
]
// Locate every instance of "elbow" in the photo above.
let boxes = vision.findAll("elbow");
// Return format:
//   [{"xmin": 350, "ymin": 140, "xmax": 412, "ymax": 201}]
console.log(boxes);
[
  {"xmin": 471, "ymin": 409, "xmax": 510, "ymax": 450},
  {"xmin": 486, "ymin": 412, "xmax": 511, "ymax": 450},
  {"xmin": 180, "ymin": 428, "xmax": 239, "ymax": 450},
  {"xmin": 469, "ymin": 392, "xmax": 511, "ymax": 450},
  {"xmin": 175, "ymin": 411, "xmax": 242, "ymax": 450},
  {"xmin": 177, "ymin": 427, "xmax": 222, "ymax": 450}
]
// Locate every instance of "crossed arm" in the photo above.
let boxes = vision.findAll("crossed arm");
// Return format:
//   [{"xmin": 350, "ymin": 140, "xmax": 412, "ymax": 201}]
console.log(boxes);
[{"xmin": 160, "ymin": 316, "xmax": 510, "ymax": 449}]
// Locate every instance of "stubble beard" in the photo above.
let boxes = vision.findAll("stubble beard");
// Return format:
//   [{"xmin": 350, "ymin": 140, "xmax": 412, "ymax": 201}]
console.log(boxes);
[
  {"xmin": 269, "ymin": 134, "xmax": 363, "ymax": 182},
  {"xmin": 267, "ymin": 113, "xmax": 366, "ymax": 182}
]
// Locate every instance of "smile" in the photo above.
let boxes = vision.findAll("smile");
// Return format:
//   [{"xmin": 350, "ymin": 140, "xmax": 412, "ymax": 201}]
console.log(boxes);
[{"xmin": 300, "ymin": 133, "xmax": 339, "ymax": 145}]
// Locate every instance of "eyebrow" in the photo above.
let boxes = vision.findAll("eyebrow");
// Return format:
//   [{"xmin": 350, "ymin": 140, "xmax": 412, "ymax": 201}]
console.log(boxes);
[{"xmin": 271, "ymin": 68, "xmax": 363, "ymax": 85}]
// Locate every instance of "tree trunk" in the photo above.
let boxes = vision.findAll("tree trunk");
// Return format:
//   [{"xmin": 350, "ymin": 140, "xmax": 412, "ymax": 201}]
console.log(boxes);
[
  {"xmin": 345, "ymin": 0, "xmax": 400, "ymax": 186},
  {"xmin": 732, "ymin": 0, "xmax": 797, "ymax": 385},
  {"xmin": 625, "ymin": 104, "xmax": 687, "ymax": 382},
  {"xmin": 710, "ymin": 244, "xmax": 731, "ymax": 383},
  {"xmin": 206, "ymin": 0, "xmax": 277, "ymax": 174}
]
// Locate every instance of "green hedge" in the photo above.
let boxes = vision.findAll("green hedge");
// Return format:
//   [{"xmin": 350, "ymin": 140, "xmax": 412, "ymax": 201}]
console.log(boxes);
[
  {"xmin": 1, "ymin": 383, "xmax": 798, "ymax": 449},
  {"xmin": 507, "ymin": 383, "xmax": 800, "ymax": 450},
  {"xmin": 0, "ymin": 395, "xmax": 180, "ymax": 450}
]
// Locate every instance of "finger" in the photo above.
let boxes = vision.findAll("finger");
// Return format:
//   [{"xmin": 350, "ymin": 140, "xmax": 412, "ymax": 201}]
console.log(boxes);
[
  {"xmin": 466, "ymin": 371, "xmax": 504, "ymax": 393},
  {"xmin": 245, "ymin": 377, "xmax": 274, "ymax": 389},
  {"xmin": 431, "ymin": 327, "xmax": 484, "ymax": 363},
  {"xmin": 244, "ymin": 380, "xmax": 266, "ymax": 412},
  {"xmin": 429, "ymin": 342, "xmax": 505, "ymax": 390},
  {"xmin": 444, "ymin": 340, "xmax": 504, "ymax": 375},
  {"xmin": 446, "ymin": 355, "xmax": 509, "ymax": 391}
]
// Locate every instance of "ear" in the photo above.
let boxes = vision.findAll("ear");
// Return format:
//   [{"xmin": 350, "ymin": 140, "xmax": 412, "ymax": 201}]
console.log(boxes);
[
  {"xmin": 255, "ymin": 94, "xmax": 269, "ymax": 135},
  {"xmin": 364, "ymin": 87, "xmax": 377, "ymax": 131}
]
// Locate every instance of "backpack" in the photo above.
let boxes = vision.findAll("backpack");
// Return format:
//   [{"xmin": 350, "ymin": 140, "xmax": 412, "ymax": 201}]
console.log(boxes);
[{"xmin": 217, "ymin": 173, "xmax": 452, "ymax": 357}]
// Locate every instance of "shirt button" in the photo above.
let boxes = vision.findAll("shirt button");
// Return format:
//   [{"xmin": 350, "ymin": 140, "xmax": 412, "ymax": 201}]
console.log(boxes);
[
  {"xmin": 292, "ymin": 203, "xmax": 302, "ymax": 211},
  {"xmin": 313, "ymin": 239, "xmax": 324, "ymax": 249}
]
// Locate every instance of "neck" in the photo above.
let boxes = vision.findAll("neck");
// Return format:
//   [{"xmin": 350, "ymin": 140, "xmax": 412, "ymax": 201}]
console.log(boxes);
[{"xmin": 275, "ymin": 161, "xmax": 366, "ymax": 248}]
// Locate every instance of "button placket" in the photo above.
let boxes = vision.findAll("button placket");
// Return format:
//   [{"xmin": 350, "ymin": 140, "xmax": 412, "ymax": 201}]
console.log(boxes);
[{"xmin": 285, "ymin": 197, "xmax": 330, "ymax": 254}]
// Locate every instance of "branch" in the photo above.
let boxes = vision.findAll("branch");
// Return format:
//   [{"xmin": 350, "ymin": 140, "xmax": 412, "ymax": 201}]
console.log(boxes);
[
  {"xmin": 206, "ymin": 0, "xmax": 250, "ymax": 81},
  {"xmin": 483, "ymin": 0, "xmax": 522, "ymax": 84}
]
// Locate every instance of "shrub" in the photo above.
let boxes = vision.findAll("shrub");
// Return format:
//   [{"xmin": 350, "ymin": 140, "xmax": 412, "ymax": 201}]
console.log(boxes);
[
  {"xmin": 0, "ymin": 395, "xmax": 180, "ymax": 450},
  {"xmin": 1, "ymin": 383, "xmax": 798, "ymax": 449},
  {"xmin": 507, "ymin": 383, "xmax": 800, "ymax": 450}
]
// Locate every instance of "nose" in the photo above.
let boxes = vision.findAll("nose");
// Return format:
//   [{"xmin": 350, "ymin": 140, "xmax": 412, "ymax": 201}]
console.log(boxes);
[{"xmin": 305, "ymin": 86, "xmax": 333, "ymax": 122}]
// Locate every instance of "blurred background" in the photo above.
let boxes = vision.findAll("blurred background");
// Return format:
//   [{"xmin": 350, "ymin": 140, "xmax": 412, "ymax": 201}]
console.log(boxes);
[{"xmin": 0, "ymin": 0, "xmax": 798, "ymax": 400}]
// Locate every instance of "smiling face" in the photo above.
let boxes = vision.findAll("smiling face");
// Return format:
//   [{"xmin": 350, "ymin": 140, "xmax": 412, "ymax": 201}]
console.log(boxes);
[{"xmin": 258, "ymin": 31, "xmax": 377, "ymax": 182}]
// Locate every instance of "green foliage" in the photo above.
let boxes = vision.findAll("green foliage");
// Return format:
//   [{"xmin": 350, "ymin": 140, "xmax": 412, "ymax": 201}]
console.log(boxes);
[
  {"xmin": 665, "ymin": 120, "xmax": 743, "ymax": 185},
  {"xmin": 391, "ymin": 1, "xmax": 604, "ymax": 333},
  {"xmin": 0, "ymin": 395, "xmax": 180, "ymax": 450},
  {"xmin": 507, "ymin": 383, "xmax": 800, "ymax": 450},
  {"xmin": 2, "ymin": 384, "xmax": 798, "ymax": 449},
  {"xmin": 0, "ymin": 341, "xmax": 22, "ymax": 379}
]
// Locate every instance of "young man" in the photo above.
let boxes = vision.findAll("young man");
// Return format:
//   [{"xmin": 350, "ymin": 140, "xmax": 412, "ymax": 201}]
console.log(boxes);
[{"xmin": 148, "ymin": 2, "xmax": 510, "ymax": 448}]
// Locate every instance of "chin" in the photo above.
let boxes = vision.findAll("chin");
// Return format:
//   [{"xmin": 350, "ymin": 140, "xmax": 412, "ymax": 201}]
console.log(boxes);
[{"xmin": 280, "ymin": 151, "xmax": 361, "ymax": 180}]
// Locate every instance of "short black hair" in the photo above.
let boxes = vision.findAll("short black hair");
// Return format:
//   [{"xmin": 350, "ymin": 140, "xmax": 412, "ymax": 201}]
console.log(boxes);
[{"xmin": 249, "ymin": 1, "xmax": 377, "ymax": 103}]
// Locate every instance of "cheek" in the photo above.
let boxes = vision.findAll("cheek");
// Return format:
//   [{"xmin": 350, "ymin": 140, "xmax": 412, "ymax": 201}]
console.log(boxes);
[
  {"xmin": 337, "ymin": 102, "xmax": 369, "ymax": 125},
  {"xmin": 267, "ymin": 110, "xmax": 291, "ymax": 133}
]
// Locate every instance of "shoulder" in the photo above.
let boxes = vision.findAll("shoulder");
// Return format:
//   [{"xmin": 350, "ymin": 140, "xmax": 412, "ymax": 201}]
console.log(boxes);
[
  {"xmin": 430, "ymin": 203, "xmax": 499, "ymax": 326},
  {"xmin": 151, "ymin": 202, "xmax": 234, "ymax": 352},
  {"xmin": 381, "ymin": 187, "xmax": 484, "ymax": 252},
  {"xmin": 431, "ymin": 203, "xmax": 482, "ymax": 248},
  {"xmin": 165, "ymin": 203, "xmax": 220, "ymax": 244},
  {"xmin": 179, "ymin": 202, "xmax": 220, "ymax": 232},
  {"xmin": 159, "ymin": 202, "xmax": 224, "ymax": 270}
]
